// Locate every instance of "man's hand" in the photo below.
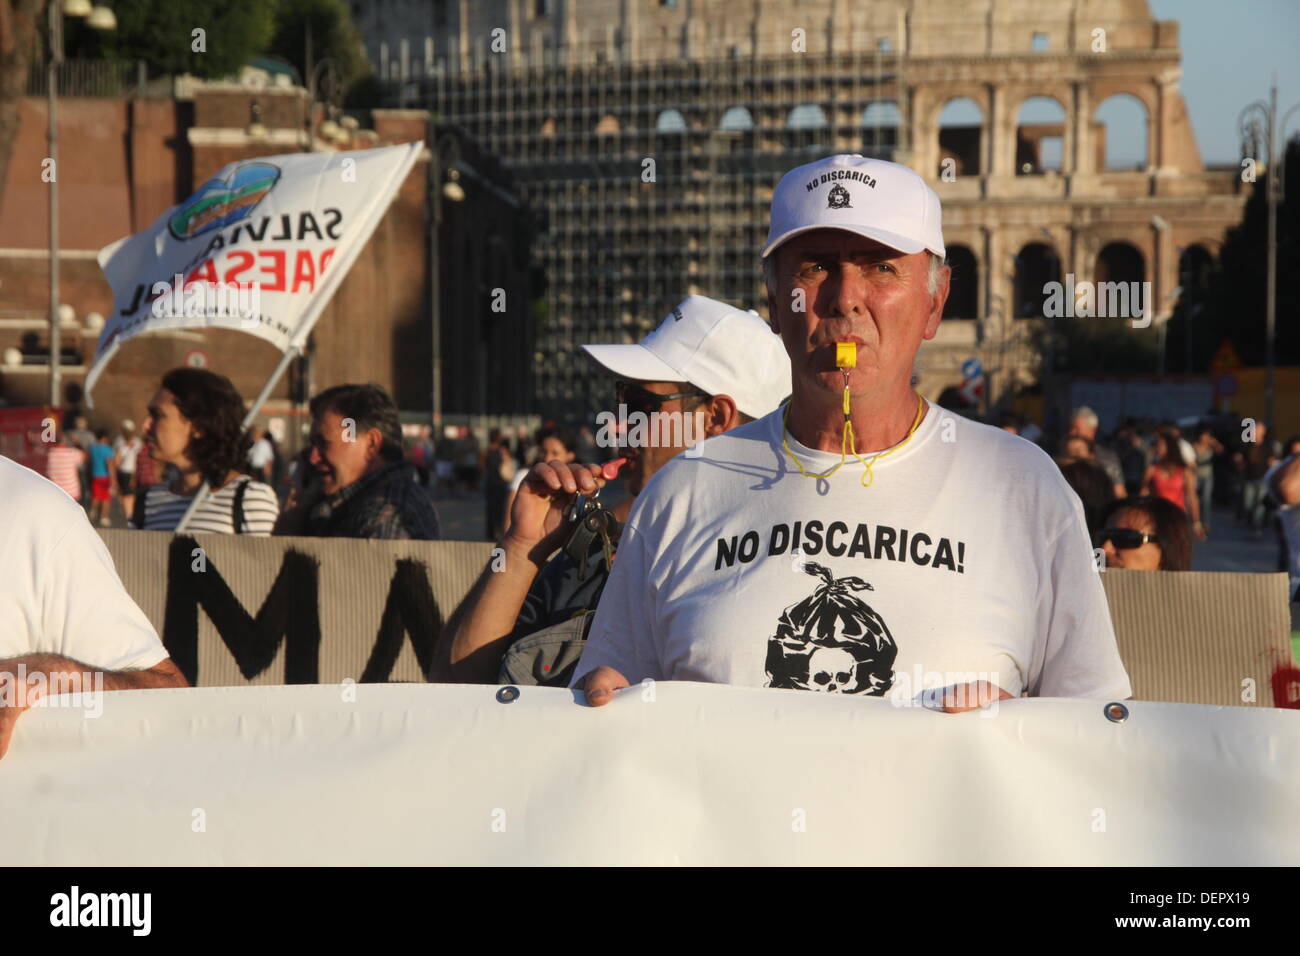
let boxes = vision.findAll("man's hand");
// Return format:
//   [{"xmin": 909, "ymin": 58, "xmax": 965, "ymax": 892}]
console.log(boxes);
[
  {"xmin": 581, "ymin": 666, "xmax": 630, "ymax": 707},
  {"xmin": 931, "ymin": 681, "xmax": 1013, "ymax": 714},
  {"xmin": 0, "ymin": 656, "xmax": 187, "ymax": 760},
  {"xmin": 0, "ymin": 689, "xmax": 35, "ymax": 760},
  {"xmin": 505, "ymin": 461, "xmax": 607, "ymax": 565}
]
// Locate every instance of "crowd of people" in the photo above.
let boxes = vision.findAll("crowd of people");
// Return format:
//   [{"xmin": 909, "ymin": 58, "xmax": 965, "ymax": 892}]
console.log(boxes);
[
  {"xmin": 10, "ymin": 150, "xmax": 1300, "ymax": 761},
  {"xmin": 1003, "ymin": 405, "xmax": 1297, "ymax": 574},
  {"xmin": 46, "ymin": 370, "xmax": 441, "ymax": 541}
]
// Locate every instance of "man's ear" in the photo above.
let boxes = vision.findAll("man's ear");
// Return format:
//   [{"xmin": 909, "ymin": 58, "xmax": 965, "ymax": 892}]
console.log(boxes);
[
  {"xmin": 922, "ymin": 264, "xmax": 951, "ymax": 341},
  {"xmin": 365, "ymin": 427, "xmax": 385, "ymax": 462},
  {"xmin": 764, "ymin": 256, "xmax": 781, "ymax": 335},
  {"xmin": 706, "ymin": 394, "xmax": 741, "ymax": 436}
]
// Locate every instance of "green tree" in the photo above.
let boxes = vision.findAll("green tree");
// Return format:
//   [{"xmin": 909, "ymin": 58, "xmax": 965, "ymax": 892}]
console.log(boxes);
[
  {"xmin": 1166, "ymin": 139, "xmax": 1300, "ymax": 372},
  {"xmin": 1032, "ymin": 315, "xmax": 1161, "ymax": 375},
  {"xmin": 0, "ymin": 0, "xmax": 43, "ymax": 215},
  {"xmin": 266, "ymin": 0, "xmax": 369, "ymax": 98},
  {"xmin": 72, "ymin": 0, "xmax": 275, "ymax": 79}
]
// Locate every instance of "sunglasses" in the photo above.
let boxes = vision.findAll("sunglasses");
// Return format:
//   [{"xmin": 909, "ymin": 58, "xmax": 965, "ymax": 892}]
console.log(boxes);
[
  {"xmin": 1098, "ymin": 528, "xmax": 1159, "ymax": 550},
  {"xmin": 614, "ymin": 380, "xmax": 704, "ymax": 413}
]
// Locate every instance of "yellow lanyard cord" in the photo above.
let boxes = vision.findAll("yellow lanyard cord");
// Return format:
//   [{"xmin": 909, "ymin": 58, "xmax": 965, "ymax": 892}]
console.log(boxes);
[{"xmin": 781, "ymin": 388, "xmax": 926, "ymax": 487}]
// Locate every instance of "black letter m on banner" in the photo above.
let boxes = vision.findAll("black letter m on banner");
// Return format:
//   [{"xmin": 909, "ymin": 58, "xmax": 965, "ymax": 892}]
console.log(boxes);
[{"xmin": 163, "ymin": 536, "xmax": 322, "ymax": 684}]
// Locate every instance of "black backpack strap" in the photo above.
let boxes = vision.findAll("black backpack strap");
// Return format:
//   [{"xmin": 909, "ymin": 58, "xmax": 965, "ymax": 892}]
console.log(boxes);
[
  {"xmin": 233, "ymin": 477, "xmax": 249, "ymax": 534},
  {"xmin": 131, "ymin": 484, "xmax": 152, "ymax": 530}
]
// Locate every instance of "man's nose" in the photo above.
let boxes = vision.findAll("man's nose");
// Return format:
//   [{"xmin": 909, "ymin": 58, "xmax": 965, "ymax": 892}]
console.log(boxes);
[{"xmin": 826, "ymin": 265, "xmax": 867, "ymax": 318}]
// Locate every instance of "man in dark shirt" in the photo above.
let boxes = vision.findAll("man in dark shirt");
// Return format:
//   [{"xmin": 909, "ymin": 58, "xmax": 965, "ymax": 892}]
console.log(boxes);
[
  {"xmin": 277, "ymin": 384, "xmax": 441, "ymax": 540},
  {"xmin": 1240, "ymin": 421, "xmax": 1282, "ymax": 538},
  {"xmin": 430, "ymin": 295, "xmax": 791, "ymax": 685}
]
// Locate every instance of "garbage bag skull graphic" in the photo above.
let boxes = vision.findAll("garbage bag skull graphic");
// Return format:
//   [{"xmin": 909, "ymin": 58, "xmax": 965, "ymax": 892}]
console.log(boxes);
[{"xmin": 765, "ymin": 562, "xmax": 897, "ymax": 695}]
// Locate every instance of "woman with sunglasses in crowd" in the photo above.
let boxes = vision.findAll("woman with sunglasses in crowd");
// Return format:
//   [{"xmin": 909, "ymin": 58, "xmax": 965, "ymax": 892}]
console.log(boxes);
[
  {"xmin": 1097, "ymin": 496, "xmax": 1193, "ymax": 571},
  {"xmin": 1141, "ymin": 429, "xmax": 1204, "ymax": 540}
]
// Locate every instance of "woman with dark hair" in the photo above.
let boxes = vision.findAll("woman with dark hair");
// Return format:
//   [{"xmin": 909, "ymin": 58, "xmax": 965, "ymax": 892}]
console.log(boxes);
[
  {"xmin": 1055, "ymin": 457, "xmax": 1115, "ymax": 539},
  {"xmin": 1098, "ymin": 496, "xmax": 1193, "ymax": 571},
  {"xmin": 1141, "ymin": 430, "xmax": 1204, "ymax": 540},
  {"xmin": 133, "ymin": 368, "xmax": 279, "ymax": 534}
]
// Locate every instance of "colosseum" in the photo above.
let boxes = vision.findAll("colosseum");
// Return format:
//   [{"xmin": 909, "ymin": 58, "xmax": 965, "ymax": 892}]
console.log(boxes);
[{"xmin": 360, "ymin": 0, "xmax": 1245, "ymax": 417}]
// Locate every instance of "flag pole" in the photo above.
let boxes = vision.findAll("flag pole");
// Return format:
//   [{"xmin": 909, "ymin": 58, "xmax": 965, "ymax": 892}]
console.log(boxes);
[{"xmin": 174, "ymin": 345, "xmax": 300, "ymax": 532}]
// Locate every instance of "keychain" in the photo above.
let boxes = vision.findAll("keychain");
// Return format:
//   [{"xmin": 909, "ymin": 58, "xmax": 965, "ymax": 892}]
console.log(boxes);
[{"xmin": 561, "ymin": 459, "xmax": 626, "ymax": 579}]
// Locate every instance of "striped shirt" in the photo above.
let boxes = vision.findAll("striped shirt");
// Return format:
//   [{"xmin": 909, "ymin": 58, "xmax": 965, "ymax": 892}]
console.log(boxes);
[
  {"xmin": 135, "ymin": 478, "xmax": 279, "ymax": 535},
  {"xmin": 45, "ymin": 446, "xmax": 84, "ymax": 500}
]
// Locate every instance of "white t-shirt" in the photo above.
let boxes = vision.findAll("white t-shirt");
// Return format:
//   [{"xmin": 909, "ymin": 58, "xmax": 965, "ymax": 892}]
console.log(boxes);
[
  {"xmin": 113, "ymin": 436, "xmax": 142, "ymax": 474},
  {"xmin": 0, "ymin": 456, "xmax": 167, "ymax": 670},
  {"xmin": 573, "ymin": 401, "xmax": 1132, "ymax": 701},
  {"xmin": 136, "ymin": 478, "xmax": 279, "ymax": 535},
  {"xmin": 248, "ymin": 438, "xmax": 274, "ymax": 471}
]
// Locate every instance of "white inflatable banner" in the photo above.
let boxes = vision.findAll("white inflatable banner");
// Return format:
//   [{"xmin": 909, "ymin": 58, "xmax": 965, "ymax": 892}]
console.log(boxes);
[
  {"xmin": 4, "ymin": 683, "xmax": 1298, "ymax": 865},
  {"xmin": 86, "ymin": 143, "xmax": 422, "ymax": 403}
]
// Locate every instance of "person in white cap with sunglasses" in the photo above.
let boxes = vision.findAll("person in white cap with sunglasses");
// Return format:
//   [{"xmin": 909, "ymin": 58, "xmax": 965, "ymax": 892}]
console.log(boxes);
[
  {"xmin": 572, "ymin": 154, "xmax": 1131, "ymax": 711},
  {"xmin": 432, "ymin": 295, "xmax": 791, "ymax": 684}
]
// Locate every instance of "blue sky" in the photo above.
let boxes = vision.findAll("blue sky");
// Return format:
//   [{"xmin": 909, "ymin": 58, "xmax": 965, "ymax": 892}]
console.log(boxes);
[{"xmin": 1149, "ymin": 0, "xmax": 1300, "ymax": 166}]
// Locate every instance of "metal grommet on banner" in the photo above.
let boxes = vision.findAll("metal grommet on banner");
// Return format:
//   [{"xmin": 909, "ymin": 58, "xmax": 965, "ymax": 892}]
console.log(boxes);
[
  {"xmin": 496, "ymin": 685, "xmax": 520, "ymax": 704},
  {"xmin": 1104, "ymin": 701, "xmax": 1129, "ymax": 723}
]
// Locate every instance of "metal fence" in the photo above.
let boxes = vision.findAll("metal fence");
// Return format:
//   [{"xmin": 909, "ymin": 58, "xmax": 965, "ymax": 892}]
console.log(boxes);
[{"xmin": 25, "ymin": 59, "xmax": 162, "ymax": 98}]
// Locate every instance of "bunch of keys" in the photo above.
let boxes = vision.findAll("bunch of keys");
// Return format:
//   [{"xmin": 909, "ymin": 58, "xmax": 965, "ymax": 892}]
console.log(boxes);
[{"xmin": 562, "ymin": 458, "xmax": 626, "ymax": 579}]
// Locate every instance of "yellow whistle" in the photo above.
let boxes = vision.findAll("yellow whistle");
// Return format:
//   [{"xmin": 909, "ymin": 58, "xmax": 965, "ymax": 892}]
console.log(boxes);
[{"xmin": 836, "ymin": 341, "xmax": 857, "ymax": 369}]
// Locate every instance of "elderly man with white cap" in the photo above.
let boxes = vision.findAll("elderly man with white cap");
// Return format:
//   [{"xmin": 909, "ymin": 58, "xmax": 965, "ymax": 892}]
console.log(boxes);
[
  {"xmin": 572, "ymin": 154, "xmax": 1131, "ymax": 711},
  {"xmin": 433, "ymin": 295, "xmax": 791, "ymax": 684}
]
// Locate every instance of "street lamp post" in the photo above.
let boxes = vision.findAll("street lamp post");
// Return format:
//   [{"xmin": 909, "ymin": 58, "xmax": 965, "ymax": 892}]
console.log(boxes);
[
  {"xmin": 47, "ymin": 0, "xmax": 114, "ymax": 408},
  {"xmin": 1239, "ymin": 81, "xmax": 1300, "ymax": 435}
]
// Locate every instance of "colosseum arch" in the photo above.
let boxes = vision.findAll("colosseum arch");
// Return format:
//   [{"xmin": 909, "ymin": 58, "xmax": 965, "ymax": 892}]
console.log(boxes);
[
  {"xmin": 1013, "ymin": 242, "xmax": 1063, "ymax": 318},
  {"xmin": 1096, "ymin": 241, "xmax": 1145, "ymax": 285},
  {"xmin": 1093, "ymin": 93, "xmax": 1150, "ymax": 171},
  {"xmin": 1014, "ymin": 95, "xmax": 1068, "ymax": 175},
  {"xmin": 943, "ymin": 244, "xmax": 979, "ymax": 320},
  {"xmin": 937, "ymin": 96, "xmax": 984, "ymax": 177}
]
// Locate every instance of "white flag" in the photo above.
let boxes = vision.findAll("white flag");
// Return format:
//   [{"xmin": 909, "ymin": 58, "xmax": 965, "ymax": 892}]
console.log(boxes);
[{"xmin": 86, "ymin": 142, "xmax": 422, "ymax": 404}]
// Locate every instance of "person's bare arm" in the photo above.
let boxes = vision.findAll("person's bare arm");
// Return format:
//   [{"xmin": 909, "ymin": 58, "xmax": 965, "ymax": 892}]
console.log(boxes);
[
  {"xmin": 430, "ymin": 461, "xmax": 606, "ymax": 684},
  {"xmin": 0, "ymin": 655, "xmax": 188, "ymax": 759},
  {"xmin": 1186, "ymin": 467, "xmax": 1205, "ymax": 538},
  {"xmin": 1271, "ymin": 456, "xmax": 1300, "ymax": 506}
]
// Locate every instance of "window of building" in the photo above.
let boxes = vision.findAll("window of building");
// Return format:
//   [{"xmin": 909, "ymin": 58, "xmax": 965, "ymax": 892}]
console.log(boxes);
[
  {"xmin": 656, "ymin": 108, "xmax": 687, "ymax": 133},
  {"xmin": 1032, "ymin": 33, "xmax": 1049, "ymax": 51},
  {"xmin": 720, "ymin": 106, "xmax": 754, "ymax": 131},
  {"xmin": 877, "ymin": 37, "xmax": 893, "ymax": 52},
  {"xmin": 787, "ymin": 104, "xmax": 829, "ymax": 129}
]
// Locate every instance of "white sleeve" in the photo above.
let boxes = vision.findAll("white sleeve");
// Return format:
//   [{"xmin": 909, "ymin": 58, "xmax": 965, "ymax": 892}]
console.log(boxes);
[
  {"xmin": 40, "ymin": 514, "xmax": 168, "ymax": 671},
  {"xmin": 569, "ymin": 524, "xmax": 662, "ymax": 687},
  {"xmin": 243, "ymin": 482, "xmax": 281, "ymax": 536},
  {"xmin": 1028, "ymin": 510, "xmax": 1132, "ymax": 700}
]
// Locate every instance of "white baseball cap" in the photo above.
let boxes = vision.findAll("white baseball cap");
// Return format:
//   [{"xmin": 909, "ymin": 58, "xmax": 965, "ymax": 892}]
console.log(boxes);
[
  {"xmin": 581, "ymin": 295, "xmax": 791, "ymax": 420},
  {"xmin": 762, "ymin": 154, "xmax": 945, "ymax": 259}
]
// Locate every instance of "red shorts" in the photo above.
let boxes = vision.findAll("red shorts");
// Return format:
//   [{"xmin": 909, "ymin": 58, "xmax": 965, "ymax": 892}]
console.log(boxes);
[{"xmin": 91, "ymin": 476, "xmax": 111, "ymax": 502}]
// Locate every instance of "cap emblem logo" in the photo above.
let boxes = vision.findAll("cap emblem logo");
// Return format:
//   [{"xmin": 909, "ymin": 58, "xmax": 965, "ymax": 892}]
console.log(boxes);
[{"xmin": 827, "ymin": 183, "xmax": 852, "ymax": 209}]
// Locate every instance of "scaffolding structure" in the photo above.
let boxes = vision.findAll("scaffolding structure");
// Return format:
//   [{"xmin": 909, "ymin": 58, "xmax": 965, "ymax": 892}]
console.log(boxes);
[
  {"xmin": 368, "ymin": 2, "xmax": 1245, "ymax": 426},
  {"xmin": 401, "ymin": 44, "xmax": 906, "ymax": 420}
]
